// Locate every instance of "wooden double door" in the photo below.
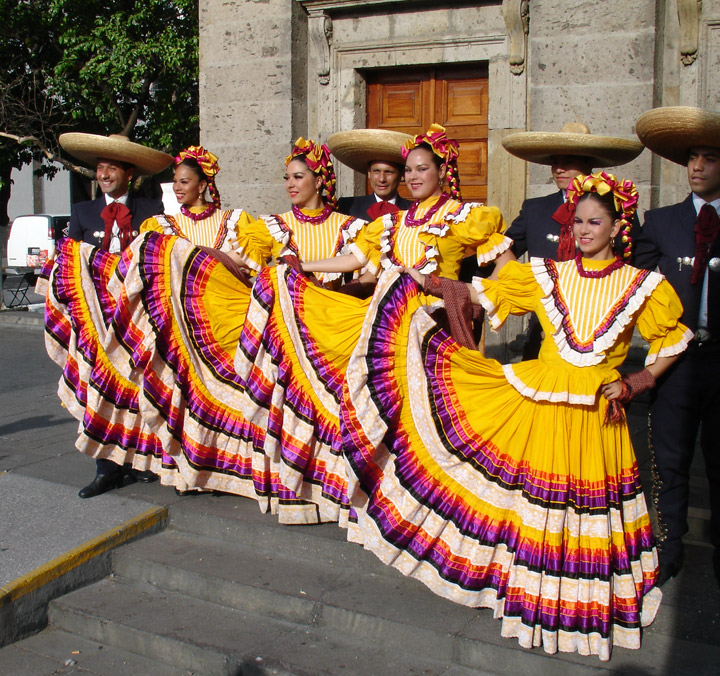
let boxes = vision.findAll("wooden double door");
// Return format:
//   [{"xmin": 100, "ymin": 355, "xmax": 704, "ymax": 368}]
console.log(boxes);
[{"xmin": 366, "ymin": 64, "xmax": 489, "ymax": 203}]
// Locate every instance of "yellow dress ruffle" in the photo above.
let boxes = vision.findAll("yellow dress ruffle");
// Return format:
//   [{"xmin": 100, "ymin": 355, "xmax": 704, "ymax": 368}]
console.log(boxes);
[
  {"xmin": 348, "ymin": 196, "xmax": 510, "ymax": 279},
  {"xmin": 472, "ymin": 258, "xmax": 693, "ymax": 404}
]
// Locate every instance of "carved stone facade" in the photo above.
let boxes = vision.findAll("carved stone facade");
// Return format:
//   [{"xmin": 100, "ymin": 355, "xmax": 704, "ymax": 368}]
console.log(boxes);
[{"xmin": 199, "ymin": 0, "xmax": 720, "ymax": 352}]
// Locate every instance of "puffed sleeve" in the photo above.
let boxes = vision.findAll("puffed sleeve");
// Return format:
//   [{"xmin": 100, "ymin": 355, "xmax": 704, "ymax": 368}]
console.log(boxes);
[
  {"xmin": 139, "ymin": 216, "xmax": 163, "ymax": 234},
  {"xmin": 231, "ymin": 215, "xmax": 280, "ymax": 273},
  {"xmin": 635, "ymin": 278, "xmax": 693, "ymax": 365},
  {"xmin": 445, "ymin": 203, "xmax": 512, "ymax": 264},
  {"xmin": 347, "ymin": 215, "xmax": 386, "ymax": 276},
  {"xmin": 471, "ymin": 260, "xmax": 537, "ymax": 330}
]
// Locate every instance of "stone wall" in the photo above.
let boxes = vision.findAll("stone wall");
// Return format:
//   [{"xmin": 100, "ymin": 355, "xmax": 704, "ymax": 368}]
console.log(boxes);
[
  {"xmin": 199, "ymin": 0, "xmax": 303, "ymax": 215},
  {"xmin": 525, "ymin": 0, "xmax": 656, "ymax": 212}
]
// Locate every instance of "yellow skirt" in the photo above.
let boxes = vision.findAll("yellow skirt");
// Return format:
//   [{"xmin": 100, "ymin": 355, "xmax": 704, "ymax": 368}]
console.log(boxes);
[{"xmin": 341, "ymin": 271, "xmax": 660, "ymax": 660}]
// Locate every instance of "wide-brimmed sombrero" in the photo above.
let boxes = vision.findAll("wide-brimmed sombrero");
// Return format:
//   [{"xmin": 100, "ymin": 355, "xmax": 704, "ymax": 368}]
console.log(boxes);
[
  {"xmin": 502, "ymin": 122, "xmax": 644, "ymax": 167},
  {"xmin": 328, "ymin": 129, "xmax": 412, "ymax": 173},
  {"xmin": 635, "ymin": 106, "xmax": 720, "ymax": 166},
  {"xmin": 59, "ymin": 133, "xmax": 173, "ymax": 175}
]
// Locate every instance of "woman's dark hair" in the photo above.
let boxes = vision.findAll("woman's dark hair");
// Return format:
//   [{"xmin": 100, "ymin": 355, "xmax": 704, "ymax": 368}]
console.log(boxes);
[
  {"xmin": 577, "ymin": 191, "xmax": 620, "ymax": 219},
  {"xmin": 176, "ymin": 157, "xmax": 209, "ymax": 183},
  {"xmin": 406, "ymin": 142, "xmax": 444, "ymax": 169}
]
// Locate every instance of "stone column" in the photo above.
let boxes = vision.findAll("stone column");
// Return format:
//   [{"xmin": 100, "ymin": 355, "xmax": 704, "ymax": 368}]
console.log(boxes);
[
  {"xmin": 525, "ymin": 0, "xmax": 656, "ymax": 210},
  {"xmin": 199, "ymin": 0, "xmax": 306, "ymax": 215}
]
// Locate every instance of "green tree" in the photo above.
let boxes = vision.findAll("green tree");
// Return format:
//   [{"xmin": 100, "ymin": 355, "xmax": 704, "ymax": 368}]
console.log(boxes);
[{"xmin": 0, "ymin": 0, "xmax": 198, "ymax": 227}]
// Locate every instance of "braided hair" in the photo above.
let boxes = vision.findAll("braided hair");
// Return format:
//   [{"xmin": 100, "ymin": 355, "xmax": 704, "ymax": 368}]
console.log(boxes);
[
  {"xmin": 567, "ymin": 171, "xmax": 638, "ymax": 260},
  {"xmin": 175, "ymin": 146, "xmax": 222, "ymax": 209},
  {"xmin": 286, "ymin": 138, "xmax": 337, "ymax": 210},
  {"xmin": 402, "ymin": 124, "xmax": 462, "ymax": 201}
]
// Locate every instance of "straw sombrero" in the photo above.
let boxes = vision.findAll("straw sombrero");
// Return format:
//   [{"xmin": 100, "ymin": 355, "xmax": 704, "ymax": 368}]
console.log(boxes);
[
  {"xmin": 635, "ymin": 106, "xmax": 720, "ymax": 166},
  {"xmin": 59, "ymin": 133, "xmax": 173, "ymax": 175},
  {"xmin": 328, "ymin": 129, "xmax": 412, "ymax": 173},
  {"xmin": 502, "ymin": 122, "xmax": 644, "ymax": 167}
]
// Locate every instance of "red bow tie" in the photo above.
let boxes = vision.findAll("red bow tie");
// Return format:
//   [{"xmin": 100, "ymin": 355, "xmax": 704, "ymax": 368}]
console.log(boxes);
[
  {"xmin": 366, "ymin": 199, "xmax": 400, "ymax": 221},
  {"xmin": 692, "ymin": 203, "xmax": 720, "ymax": 284},
  {"xmin": 100, "ymin": 200, "xmax": 133, "ymax": 251},
  {"xmin": 552, "ymin": 200, "xmax": 577, "ymax": 261}
]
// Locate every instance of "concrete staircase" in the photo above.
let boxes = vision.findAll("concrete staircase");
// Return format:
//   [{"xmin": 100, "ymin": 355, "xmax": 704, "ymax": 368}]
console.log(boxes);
[{"xmin": 3, "ymin": 493, "xmax": 720, "ymax": 676}]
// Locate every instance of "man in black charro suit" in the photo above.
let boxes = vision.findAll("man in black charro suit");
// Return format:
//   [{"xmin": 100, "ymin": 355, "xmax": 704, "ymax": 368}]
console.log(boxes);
[
  {"xmin": 59, "ymin": 132, "xmax": 171, "ymax": 498},
  {"xmin": 633, "ymin": 107, "xmax": 720, "ymax": 587}
]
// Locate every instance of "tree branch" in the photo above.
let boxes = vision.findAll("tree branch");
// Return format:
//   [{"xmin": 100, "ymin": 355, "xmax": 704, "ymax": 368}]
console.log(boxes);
[{"xmin": 0, "ymin": 131, "xmax": 94, "ymax": 178}]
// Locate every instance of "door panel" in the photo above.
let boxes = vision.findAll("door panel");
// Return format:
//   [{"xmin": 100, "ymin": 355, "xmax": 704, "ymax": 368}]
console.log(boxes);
[{"xmin": 366, "ymin": 65, "xmax": 489, "ymax": 202}]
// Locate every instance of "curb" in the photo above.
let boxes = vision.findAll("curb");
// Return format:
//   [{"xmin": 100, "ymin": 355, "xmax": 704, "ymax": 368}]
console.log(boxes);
[
  {"xmin": 0, "ymin": 310, "xmax": 44, "ymax": 329},
  {"xmin": 0, "ymin": 505, "xmax": 168, "ymax": 647}
]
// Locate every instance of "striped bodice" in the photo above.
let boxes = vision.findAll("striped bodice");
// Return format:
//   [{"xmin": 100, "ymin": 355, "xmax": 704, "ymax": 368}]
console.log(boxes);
[{"xmin": 159, "ymin": 210, "xmax": 233, "ymax": 249}]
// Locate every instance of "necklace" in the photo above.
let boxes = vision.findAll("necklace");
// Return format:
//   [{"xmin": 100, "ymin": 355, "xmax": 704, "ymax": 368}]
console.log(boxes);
[
  {"xmin": 292, "ymin": 203, "xmax": 333, "ymax": 224},
  {"xmin": 404, "ymin": 192, "xmax": 451, "ymax": 227},
  {"xmin": 180, "ymin": 203, "xmax": 216, "ymax": 221},
  {"xmin": 574, "ymin": 252, "xmax": 624, "ymax": 278}
]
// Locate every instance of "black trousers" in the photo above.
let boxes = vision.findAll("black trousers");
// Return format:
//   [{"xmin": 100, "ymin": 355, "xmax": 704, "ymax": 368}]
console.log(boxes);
[
  {"xmin": 96, "ymin": 457, "xmax": 123, "ymax": 477},
  {"xmin": 649, "ymin": 341, "xmax": 720, "ymax": 561}
]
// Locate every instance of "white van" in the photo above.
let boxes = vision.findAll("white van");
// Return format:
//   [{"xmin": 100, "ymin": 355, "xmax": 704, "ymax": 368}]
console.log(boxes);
[{"xmin": 6, "ymin": 214, "xmax": 70, "ymax": 268}]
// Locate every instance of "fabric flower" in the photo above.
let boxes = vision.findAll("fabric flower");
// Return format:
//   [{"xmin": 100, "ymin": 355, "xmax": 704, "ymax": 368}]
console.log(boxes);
[
  {"xmin": 175, "ymin": 146, "xmax": 220, "ymax": 178},
  {"xmin": 402, "ymin": 123, "xmax": 460, "ymax": 165}
]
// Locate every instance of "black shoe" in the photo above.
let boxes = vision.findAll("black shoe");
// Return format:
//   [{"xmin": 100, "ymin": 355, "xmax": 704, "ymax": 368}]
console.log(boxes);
[
  {"xmin": 78, "ymin": 473, "xmax": 123, "ymax": 499},
  {"xmin": 656, "ymin": 556, "xmax": 683, "ymax": 587},
  {"xmin": 135, "ymin": 470, "xmax": 159, "ymax": 483}
]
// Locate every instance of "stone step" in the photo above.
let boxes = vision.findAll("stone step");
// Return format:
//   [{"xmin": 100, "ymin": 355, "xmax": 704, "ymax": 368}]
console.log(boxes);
[
  {"xmin": 119, "ymin": 499, "xmax": 719, "ymax": 675},
  {"xmin": 47, "ymin": 577, "xmax": 496, "ymax": 676},
  {"xmin": 0, "ymin": 628, "xmax": 185, "ymax": 676},
  {"xmin": 111, "ymin": 530, "xmax": 559, "ymax": 674}
]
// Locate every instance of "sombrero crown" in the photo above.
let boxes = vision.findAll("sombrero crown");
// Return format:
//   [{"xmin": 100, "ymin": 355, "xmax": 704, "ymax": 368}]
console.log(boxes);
[
  {"xmin": 59, "ymin": 133, "xmax": 173, "ymax": 175},
  {"xmin": 635, "ymin": 106, "xmax": 720, "ymax": 166},
  {"xmin": 502, "ymin": 122, "xmax": 644, "ymax": 168},
  {"xmin": 328, "ymin": 129, "xmax": 412, "ymax": 173}
]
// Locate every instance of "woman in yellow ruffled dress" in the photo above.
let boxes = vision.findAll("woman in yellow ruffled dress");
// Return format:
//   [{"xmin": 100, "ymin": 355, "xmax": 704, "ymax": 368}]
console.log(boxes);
[
  {"xmin": 103, "ymin": 139, "xmax": 371, "ymax": 508},
  {"xmin": 234, "ymin": 124, "xmax": 513, "ymax": 525},
  {"xmin": 74, "ymin": 147, "xmax": 258, "ymax": 485},
  {"xmin": 341, "ymin": 172, "xmax": 693, "ymax": 660}
]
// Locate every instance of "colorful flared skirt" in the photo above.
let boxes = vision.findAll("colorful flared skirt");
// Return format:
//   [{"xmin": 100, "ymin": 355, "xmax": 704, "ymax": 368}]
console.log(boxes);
[{"xmin": 341, "ymin": 270, "xmax": 661, "ymax": 660}]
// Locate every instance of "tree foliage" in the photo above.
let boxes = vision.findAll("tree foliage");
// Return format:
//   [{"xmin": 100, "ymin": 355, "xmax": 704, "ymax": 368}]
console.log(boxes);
[{"xmin": 0, "ymin": 0, "xmax": 198, "ymax": 221}]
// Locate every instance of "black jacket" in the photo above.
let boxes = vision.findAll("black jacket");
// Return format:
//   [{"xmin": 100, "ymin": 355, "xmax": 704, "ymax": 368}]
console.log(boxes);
[
  {"xmin": 634, "ymin": 194, "xmax": 720, "ymax": 333},
  {"xmin": 336, "ymin": 194, "xmax": 412, "ymax": 222},
  {"xmin": 505, "ymin": 190, "xmax": 565, "ymax": 259},
  {"xmin": 68, "ymin": 194, "xmax": 163, "ymax": 248}
]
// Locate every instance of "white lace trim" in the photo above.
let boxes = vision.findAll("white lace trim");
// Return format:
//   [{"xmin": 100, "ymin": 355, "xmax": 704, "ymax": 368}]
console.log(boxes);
[
  {"xmin": 532, "ymin": 258, "xmax": 664, "ymax": 368},
  {"xmin": 155, "ymin": 214, "xmax": 171, "ymax": 232},
  {"xmin": 476, "ymin": 236, "xmax": 513, "ymax": 265},
  {"xmin": 471, "ymin": 278, "xmax": 502, "ymax": 330},
  {"xmin": 645, "ymin": 327, "xmax": 694, "ymax": 366},
  {"xmin": 502, "ymin": 363, "xmax": 596, "ymax": 404},
  {"xmin": 379, "ymin": 211, "xmax": 447, "ymax": 274},
  {"xmin": 421, "ymin": 221, "xmax": 449, "ymax": 237},
  {"xmin": 340, "ymin": 215, "xmax": 366, "ymax": 248},
  {"xmin": 219, "ymin": 209, "xmax": 244, "ymax": 251},
  {"xmin": 379, "ymin": 212, "xmax": 399, "ymax": 257},
  {"xmin": 348, "ymin": 242, "xmax": 376, "ymax": 276},
  {"xmin": 262, "ymin": 214, "xmax": 291, "ymax": 248},
  {"xmin": 445, "ymin": 201, "xmax": 485, "ymax": 224}
]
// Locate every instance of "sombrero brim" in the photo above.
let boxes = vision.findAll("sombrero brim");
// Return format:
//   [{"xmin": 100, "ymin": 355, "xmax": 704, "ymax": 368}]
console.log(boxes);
[
  {"xmin": 502, "ymin": 131, "xmax": 644, "ymax": 167},
  {"xmin": 59, "ymin": 133, "xmax": 174, "ymax": 175},
  {"xmin": 328, "ymin": 129, "xmax": 413, "ymax": 173},
  {"xmin": 635, "ymin": 107, "xmax": 720, "ymax": 166}
]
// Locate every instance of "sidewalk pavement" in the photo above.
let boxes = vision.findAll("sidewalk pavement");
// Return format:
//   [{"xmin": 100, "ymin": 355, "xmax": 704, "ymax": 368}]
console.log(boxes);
[{"xmin": 0, "ymin": 313, "xmax": 169, "ymax": 644}]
